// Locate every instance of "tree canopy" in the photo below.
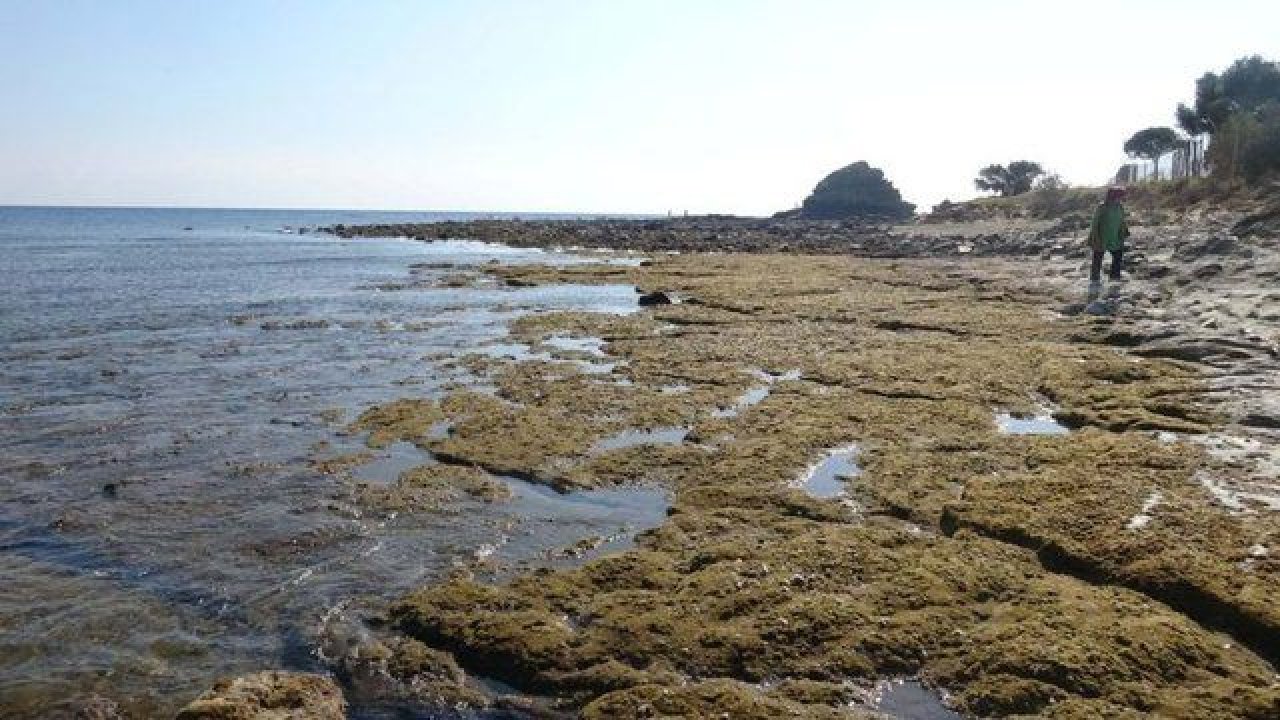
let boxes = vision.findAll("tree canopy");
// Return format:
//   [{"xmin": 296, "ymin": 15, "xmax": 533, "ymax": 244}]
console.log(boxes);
[
  {"xmin": 974, "ymin": 161, "xmax": 1044, "ymax": 197},
  {"xmin": 1174, "ymin": 54, "xmax": 1280, "ymax": 182},
  {"xmin": 1123, "ymin": 127, "xmax": 1183, "ymax": 162},
  {"xmin": 1177, "ymin": 55, "xmax": 1280, "ymax": 135},
  {"xmin": 796, "ymin": 162, "xmax": 914, "ymax": 220}
]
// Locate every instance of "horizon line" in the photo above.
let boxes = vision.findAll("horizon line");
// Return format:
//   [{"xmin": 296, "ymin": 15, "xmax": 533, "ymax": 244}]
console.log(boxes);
[{"xmin": 0, "ymin": 201, "xmax": 682, "ymax": 216}]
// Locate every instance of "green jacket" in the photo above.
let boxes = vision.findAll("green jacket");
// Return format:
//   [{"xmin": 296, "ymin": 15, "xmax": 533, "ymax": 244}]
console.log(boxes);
[{"xmin": 1088, "ymin": 203, "xmax": 1129, "ymax": 252}]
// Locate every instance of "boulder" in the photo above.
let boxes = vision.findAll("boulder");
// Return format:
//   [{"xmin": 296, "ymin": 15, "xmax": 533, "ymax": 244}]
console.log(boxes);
[{"xmin": 175, "ymin": 671, "xmax": 346, "ymax": 720}]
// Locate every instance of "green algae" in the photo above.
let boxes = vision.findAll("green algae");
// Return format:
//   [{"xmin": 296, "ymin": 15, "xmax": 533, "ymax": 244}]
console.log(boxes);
[
  {"xmin": 349, "ymin": 398, "xmax": 447, "ymax": 449},
  {"xmin": 346, "ymin": 462, "xmax": 513, "ymax": 515}
]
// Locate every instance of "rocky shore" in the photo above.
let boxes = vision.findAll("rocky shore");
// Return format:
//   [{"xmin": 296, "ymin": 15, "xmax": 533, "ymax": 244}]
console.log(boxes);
[
  {"xmin": 179, "ymin": 197, "xmax": 1279, "ymax": 718},
  {"xmin": 325, "ymin": 214, "xmax": 1081, "ymax": 258}
]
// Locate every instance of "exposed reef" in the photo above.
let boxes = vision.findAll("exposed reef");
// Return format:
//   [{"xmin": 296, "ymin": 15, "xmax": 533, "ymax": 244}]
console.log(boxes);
[{"xmin": 335, "ymin": 251, "xmax": 1280, "ymax": 717}]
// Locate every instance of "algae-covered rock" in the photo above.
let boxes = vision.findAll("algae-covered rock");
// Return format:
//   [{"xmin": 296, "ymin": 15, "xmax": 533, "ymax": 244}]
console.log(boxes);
[
  {"xmin": 369, "ymin": 252, "xmax": 1279, "ymax": 717},
  {"xmin": 174, "ymin": 671, "xmax": 345, "ymax": 720},
  {"xmin": 349, "ymin": 398, "xmax": 445, "ymax": 448},
  {"xmin": 337, "ymin": 636, "xmax": 490, "ymax": 710},
  {"xmin": 347, "ymin": 462, "xmax": 512, "ymax": 514},
  {"xmin": 581, "ymin": 679, "xmax": 873, "ymax": 719}
]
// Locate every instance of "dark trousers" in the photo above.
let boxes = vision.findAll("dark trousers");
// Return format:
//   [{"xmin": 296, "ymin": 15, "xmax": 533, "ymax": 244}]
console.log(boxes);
[{"xmin": 1090, "ymin": 247, "xmax": 1124, "ymax": 282}]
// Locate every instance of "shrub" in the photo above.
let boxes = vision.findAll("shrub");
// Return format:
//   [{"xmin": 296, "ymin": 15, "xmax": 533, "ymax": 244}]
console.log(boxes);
[{"xmin": 974, "ymin": 161, "xmax": 1045, "ymax": 197}]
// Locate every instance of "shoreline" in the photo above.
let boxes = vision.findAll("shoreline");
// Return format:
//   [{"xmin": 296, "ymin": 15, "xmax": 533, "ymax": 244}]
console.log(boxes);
[{"xmin": 323, "ymin": 215, "xmax": 1073, "ymax": 258}]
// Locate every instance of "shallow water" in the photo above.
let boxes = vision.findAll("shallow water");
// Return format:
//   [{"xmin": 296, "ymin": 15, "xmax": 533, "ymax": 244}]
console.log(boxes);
[
  {"xmin": 711, "ymin": 386, "xmax": 770, "ymax": 418},
  {"xmin": 798, "ymin": 445, "xmax": 861, "ymax": 498},
  {"xmin": 0, "ymin": 207, "xmax": 647, "ymax": 717},
  {"xmin": 995, "ymin": 411, "xmax": 1070, "ymax": 435},
  {"xmin": 349, "ymin": 441, "xmax": 432, "ymax": 485},
  {"xmin": 541, "ymin": 334, "xmax": 607, "ymax": 357},
  {"xmin": 592, "ymin": 426, "xmax": 690, "ymax": 453},
  {"xmin": 476, "ymin": 335, "xmax": 617, "ymax": 374},
  {"xmin": 870, "ymin": 679, "xmax": 963, "ymax": 720}
]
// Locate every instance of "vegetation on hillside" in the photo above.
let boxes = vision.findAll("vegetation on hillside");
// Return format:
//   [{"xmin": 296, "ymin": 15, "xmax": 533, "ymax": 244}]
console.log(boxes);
[
  {"xmin": 973, "ymin": 161, "xmax": 1044, "ymax": 197},
  {"xmin": 786, "ymin": 161, "xmax": 915, "ymax": 220},
  {"xmin": 1175, "ymin": 55, "xmax": 1280, "ymax": 182}
]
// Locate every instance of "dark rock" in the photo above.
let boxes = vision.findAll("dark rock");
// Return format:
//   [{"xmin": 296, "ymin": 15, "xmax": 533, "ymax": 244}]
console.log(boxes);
[
  {"xmin": 1241, "ymin": 412, "xmax": 1280, "ymax": 430},
  {"xmin": 1231, "ymin": 205, "xmax": 1280, "ymax": 238},
  {"xmin": 1131, "ymin": 338, "xmax": 1259, "ymax": 363},
  {"xmin": 1174, "ymin": 233, "xmax": 1237, "ymax": 260},
  {"xmin": 638, "ymin": 291, "xmax": 673, "ymax": 306},
  {"xmin": 1135, "ymin": 263, "xmax": 1173, "ymax": 279},
  {"xmin": 1190, "ymin": 262, "xmax": 1224, "ymax": 280}
]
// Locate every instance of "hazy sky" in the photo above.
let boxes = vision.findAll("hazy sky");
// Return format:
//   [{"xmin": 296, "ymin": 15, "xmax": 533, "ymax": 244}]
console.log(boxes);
[{"xmin": 1, "ymin": 1, "xmax": 1276, "ymax": 214}]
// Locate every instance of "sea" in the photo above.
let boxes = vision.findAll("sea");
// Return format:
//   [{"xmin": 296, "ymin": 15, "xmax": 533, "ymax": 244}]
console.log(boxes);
[{"xmin": 0, "ymin": 206, "xmax": 664, "ymax": 718}]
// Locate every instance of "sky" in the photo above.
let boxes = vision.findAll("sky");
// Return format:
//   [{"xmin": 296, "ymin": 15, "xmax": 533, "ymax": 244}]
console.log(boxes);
[{"xmin": 1, "ymin": 1, "xmax": 1277, "ymax": 214}]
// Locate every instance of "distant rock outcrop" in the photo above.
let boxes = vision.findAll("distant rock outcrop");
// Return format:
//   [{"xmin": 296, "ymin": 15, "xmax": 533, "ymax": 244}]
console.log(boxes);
[{"xmin": 781, "ymin": 161, "xmax": 915, "ymax": 220}]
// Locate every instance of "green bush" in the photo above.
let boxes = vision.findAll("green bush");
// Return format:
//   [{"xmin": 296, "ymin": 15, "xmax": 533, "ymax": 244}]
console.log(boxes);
[
  {"xmin": 974, "ymin": 161, "xmax": 1044, "ymax": 197},
  {"xmin": 1207, "ymin": 104, "xmax": 1280, "ymax": 181},
  {"xmin": 1240, "ymin": 104, "xmax": 1280, "ymax": 182}
]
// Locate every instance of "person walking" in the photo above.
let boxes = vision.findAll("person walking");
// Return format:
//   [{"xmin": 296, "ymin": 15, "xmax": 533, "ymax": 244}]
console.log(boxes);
[{"xmin": 1088, "ymin": 186, "xmax": 1130, "ymax": 286}]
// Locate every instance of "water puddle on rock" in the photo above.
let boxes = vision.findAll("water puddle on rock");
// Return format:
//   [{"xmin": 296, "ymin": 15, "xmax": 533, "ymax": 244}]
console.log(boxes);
[
  {"xmin": 350, "ymin": 441, "xmax": 430, "ymax": 485},
  {"xmin": 995, "ymin": 410, "xmax": 1070, "ymax": 435},
  {"xmin": 754, "ymin": 368, "xmax": 803, "ymax": 383},
  {"xmin": 713, "ymin": 368, "xmax": 802, "ymax": 419},
  {"xmin": 497, "ymin": 479, "xmax": 669, "ymax": 566},
  {"xmin": 340, "ymin": 439, "xmax": 669, "ymax": 570},
  {"xmin": 868, "ymin": 679, "xmax": 963, "ymax": 720},
  {"xmin": 797, "ymin": 445, "xmax": 861, "ymax": 498},
  {"xmin": 592, "ymin": 426, "xmax": 689, "ymax": 453},
  {"xmin": 712, "ymin": 386, "xmax": 771, "ymax": 419},
  {"xmin": 478, "ymin": 337, "xmax": 618, "ymax": 375},
  {"xmin": 542, "ymin": 334, "xmax": 607, "ymax": 357}
]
